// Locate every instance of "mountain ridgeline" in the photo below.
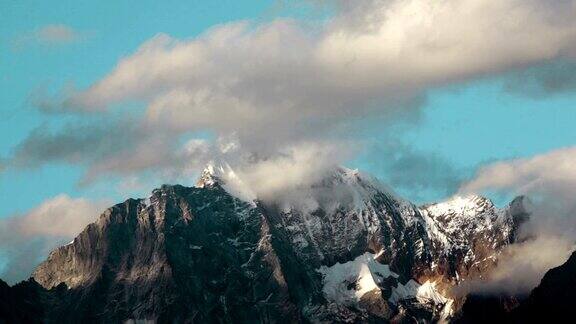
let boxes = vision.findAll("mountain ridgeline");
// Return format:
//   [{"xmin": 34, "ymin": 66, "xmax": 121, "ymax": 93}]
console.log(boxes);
[{"xmin": 0, "ymin": 166, "xmax": 532, "ymax": 323}]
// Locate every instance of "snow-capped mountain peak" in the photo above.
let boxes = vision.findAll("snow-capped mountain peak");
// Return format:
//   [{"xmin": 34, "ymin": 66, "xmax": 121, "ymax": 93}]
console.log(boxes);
[
  {"xmin": 195, "ymin": 162, "xmax": 229, "ymax": 188},
  {"xmin": 19, "ymin": 165, "xmax": 530, "ymax": 323},
  {"xmin": 423, "ymin": 194, "xmax": 494, "ymax": 217},
  {"xmin": 196, "ymin": 162, "xmax": 257, "ymax": 202}
]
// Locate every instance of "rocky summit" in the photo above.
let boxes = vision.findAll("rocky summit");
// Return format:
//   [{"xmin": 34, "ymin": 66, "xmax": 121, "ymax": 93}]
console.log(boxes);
[{"xmin": 0, "ymin": 165, "xmax": 530, "ymax": 323}]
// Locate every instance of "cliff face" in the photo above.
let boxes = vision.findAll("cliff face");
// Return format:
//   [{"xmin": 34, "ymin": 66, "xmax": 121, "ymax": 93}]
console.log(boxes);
[
  {"xmin": 5, "ymin": 167, "xmax": 529, "ymax": 323},
  {"xmin": 33, "ymin": 184, "xmax": 297, "ymax": 323}
]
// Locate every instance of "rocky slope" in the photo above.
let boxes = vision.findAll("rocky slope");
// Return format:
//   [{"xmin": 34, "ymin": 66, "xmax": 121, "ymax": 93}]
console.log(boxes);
[{"xmin": 2, "ymin": 165, "xmax": 529, "ymax": 323}]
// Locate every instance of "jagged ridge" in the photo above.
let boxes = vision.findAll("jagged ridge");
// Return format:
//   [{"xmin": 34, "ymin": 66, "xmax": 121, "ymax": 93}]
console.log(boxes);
[{"xmin": 4, "ymin": 165, "xmax": 529, "ymax": 323}]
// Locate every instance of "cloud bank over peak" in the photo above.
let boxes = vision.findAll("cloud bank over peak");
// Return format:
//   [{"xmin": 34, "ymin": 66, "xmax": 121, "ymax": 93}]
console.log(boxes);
[{"xmin": 9, "ymin": 0, "xmax": 576, "ymax": 195}]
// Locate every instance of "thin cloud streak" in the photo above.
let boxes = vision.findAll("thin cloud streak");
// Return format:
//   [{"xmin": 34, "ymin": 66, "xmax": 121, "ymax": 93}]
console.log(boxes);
[{"xmin": 12, "ymin": 24, "xmax": 86, "ymax": 49}]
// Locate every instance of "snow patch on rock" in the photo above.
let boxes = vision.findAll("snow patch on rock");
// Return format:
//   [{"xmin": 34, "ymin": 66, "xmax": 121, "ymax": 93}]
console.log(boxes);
[
  {"xmin": 318, "ymin": 252, "xmax": 453, "ymax": 317},
  {"xmin": 197, "ymin": 163, "xmax": 257, "ymax": 203},
  {"xmin": 390, "ymin": 280, "xmax": 454, "ymax": 319},
  {"xmin": 318, "ymin": 252, "xmax": 398, "ymax": 304}
]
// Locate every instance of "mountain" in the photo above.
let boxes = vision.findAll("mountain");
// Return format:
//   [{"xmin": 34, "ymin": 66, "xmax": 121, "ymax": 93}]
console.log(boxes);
[{"xmin": 1, "ymin": 165, "xmax": 529, "ymax": 323}]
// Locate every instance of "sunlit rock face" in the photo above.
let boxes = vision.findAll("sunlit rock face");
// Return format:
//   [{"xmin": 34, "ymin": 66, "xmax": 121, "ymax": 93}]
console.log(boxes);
[{"xmin": 6, "ymin": 165, "xmax": 527, "ymax": 323}]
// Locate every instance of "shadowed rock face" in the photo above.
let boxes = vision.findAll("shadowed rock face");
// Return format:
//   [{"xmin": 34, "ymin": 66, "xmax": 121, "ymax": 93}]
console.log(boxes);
[
  {"xmin": 0, "ymin": 278, "xmax": 48, "ymax": 324},
  {"xmin": 31, "ymin": 184, "xmax": 303, "ymax": 323},
  {"xmin": 2, "ymin": 168, "xmax": 529, "ymax": 323}
]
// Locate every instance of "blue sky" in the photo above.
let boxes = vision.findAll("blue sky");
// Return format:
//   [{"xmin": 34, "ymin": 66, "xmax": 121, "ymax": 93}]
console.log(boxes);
[
  {"xmin": 349, "ymin": 78, "xmax": 576, "ymax": 203},
  {"xmin": 1, "ymin": 0, "xmax": 279, "ymax": 215},
  {"xmin": 1, "ymin": 0, "xmax": 576, "ymax": 216}
]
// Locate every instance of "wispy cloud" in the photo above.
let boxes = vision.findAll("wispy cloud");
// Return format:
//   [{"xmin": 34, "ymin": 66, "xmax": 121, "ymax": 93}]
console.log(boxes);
[
  {"xmin": 35, "ymin": 24, "xmax": 81, "ymax": 44},
  {"xmin": 8, "ymin": 119, "xmax": 215, "ymax": 186},
  {"xmin": 0, "ymin": 195, "xmax": 107, "ymax": 284},
  {"xmin": 359, "ymin": 139, "xmax": 466, "ymax": 202},
  {"xmin": 460, "ymin": 146, "xmax": 576, "ymax": 199},
  {"xmin": 13, "ymin": 24, "xmax": 86, "ymax": 49}
]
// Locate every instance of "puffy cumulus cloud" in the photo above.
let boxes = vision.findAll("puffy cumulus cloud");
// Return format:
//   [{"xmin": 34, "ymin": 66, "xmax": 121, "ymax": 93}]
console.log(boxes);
[
  {"xmin": 12, "ymin": 0, "xmax": 576, "ymax": 193},
  {"xmin": 68, "ymin": 0, "xmax": 576, "ymax": 117},
  {"xmin": 73, "ymin": 0, "xmax": 576, "ymax": 112},
  {"xmin": 0, "ymin": 195, "xmax": 107, "ymax": 284},
  {"xmin": 459, "ymin": 147, "xmax": 576, "ymax": 294},
  {"xmin": 62, "ymin": 0, "xmax": 576, "ymax": 147},
  {"xmin": 322, "ymin": 0, "xmax": 576, "ymax": 76}
]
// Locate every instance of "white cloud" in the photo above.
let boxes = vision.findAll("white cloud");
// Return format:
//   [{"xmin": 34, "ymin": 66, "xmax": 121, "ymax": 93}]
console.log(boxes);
[
  {"xmin": 459, "ymin": 147, "xmax": 576, "ymax": 294},
  {"xmin": 13, "ymin": 0, "xmax": 576, "ymax": 193},
  {"xmin": 73, "ymin": 0, "xmax": 576, "ymax": 115},
  {"xmin": 230, "ymin": 141, "xmax": 354, "ymax": 199},
  {"xmin": 63, "ymin": 0, "xmax": 576, "ymax": 146},
  {"xmin": 320, "ymin": 0, "xmax": 576, "ymax": 80},
  {"xmin": 0, "ymin": 195, "xmax": 107, "ymax": 284}
]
